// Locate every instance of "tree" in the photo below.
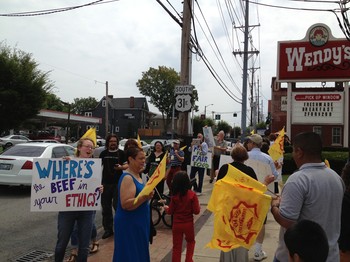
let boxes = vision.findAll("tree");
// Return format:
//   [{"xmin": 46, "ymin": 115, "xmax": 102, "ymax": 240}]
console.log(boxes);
[
  {"xmin": 0, "ymin": 43, "xmax": 53, "ymax": 133},
  {"xmin": 43, "ymin": 93, "xmax": 67, "ymax": 111},
  {"xmin": 136, "ymin": 66, "xmax": 198, "ymax": 134},
  {"xmin": 216, "ymin": 120, "xmax": 231, "ymax": 135},
  {"xmin": 193, "ymin": 116, "xmax": 215, "ymax": 136},
  {"xmin": 71, "ymin": 97, "xmax": 98, "ymax": 114}
]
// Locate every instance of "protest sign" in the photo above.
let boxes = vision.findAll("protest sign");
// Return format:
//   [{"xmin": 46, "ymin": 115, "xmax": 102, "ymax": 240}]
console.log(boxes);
[
  {"xmin": 190, "ymin": 145, "xmax": 212, "ymax": 169},
  {"xmin": 203, "ymin": 126, "xmax": 215, "ymax": 148},
  {"xmin": 30, "ymin": 158, "xmax": 102, "ymax": 212}
]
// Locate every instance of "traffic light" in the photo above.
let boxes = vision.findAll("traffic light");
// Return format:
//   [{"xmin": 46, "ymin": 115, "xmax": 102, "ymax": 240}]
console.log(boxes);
[{"xmin": 200, "ymin": 114, "xmax": 205, "ymax": 120}]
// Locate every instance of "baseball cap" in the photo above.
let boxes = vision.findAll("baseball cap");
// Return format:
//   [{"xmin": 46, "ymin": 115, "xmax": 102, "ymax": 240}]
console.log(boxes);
[
  {"xmin": 247, "ymin": 134, "xmax": 263, "ymax": 145},
  {"xmin": 173, "ymin": 140, "xmax": 180, "ymax": 144}
]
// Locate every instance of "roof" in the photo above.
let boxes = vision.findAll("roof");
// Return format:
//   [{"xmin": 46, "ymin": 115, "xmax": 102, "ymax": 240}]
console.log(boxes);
[{"xmin": 109, "ymin": 97, "xmax": 148, "ymax": 110}]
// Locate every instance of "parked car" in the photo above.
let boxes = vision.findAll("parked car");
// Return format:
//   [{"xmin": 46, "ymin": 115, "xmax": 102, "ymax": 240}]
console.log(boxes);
[
  {"xmin": 119, "ymin": 139, "xmax": 151, "ymax": 156},
  {"xmin": 28, "ymin": 139, "xmax": 61, "ymax": 143},
  {"xmin": 0, "ymin": 135, "xmax": 31, "ymax": 148},
  {"xmin": 96, "ymin": 136, "xmax": 106, "ymax": 147},
  {"xmin": 0, "ymin": 143, "xmax": 75, "ymax": 186}
]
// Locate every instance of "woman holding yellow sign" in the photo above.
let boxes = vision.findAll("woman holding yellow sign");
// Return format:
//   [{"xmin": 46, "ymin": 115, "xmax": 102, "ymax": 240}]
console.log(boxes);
[{"xmin": 113, "ymin": 145, "xmax": 154, "ymax": 262}]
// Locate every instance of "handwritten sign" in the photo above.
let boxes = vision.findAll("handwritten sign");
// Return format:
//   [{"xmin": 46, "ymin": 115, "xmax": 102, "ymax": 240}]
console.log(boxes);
[
  {"xmin": 190, "ymin": 146, "xmax": 212, "ymax": 169},
  {"xmin": 30, "ymin": 158, "xmax": 102, "ymax": 212}
]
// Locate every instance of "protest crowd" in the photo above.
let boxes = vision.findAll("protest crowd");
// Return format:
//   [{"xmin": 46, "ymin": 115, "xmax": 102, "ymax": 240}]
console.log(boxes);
[{"xmin": 35, "ymin": 127, "xmax": 349, "ymax": 262}]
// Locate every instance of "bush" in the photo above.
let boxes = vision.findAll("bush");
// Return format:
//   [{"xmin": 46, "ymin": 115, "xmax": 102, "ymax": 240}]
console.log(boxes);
[{"xmin": 282, "ymin": 150, "xmax": 348, "ymax": 176}]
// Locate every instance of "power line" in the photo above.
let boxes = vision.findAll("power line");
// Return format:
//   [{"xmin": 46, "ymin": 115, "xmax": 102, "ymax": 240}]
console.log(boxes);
[{"xmin": 0, "ymin": 0, "xmax": 119, "ymax": 17}]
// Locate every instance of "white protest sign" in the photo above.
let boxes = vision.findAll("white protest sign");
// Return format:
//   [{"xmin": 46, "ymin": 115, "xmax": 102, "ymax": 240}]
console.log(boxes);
[
  {"xmin": 30, "ymin": 158, "xmax": 102, "ymax": 212},
  {"xmin": 190, "ymin": 145, "xmax": 212, "ymax": 169},
  {"xmin": 245, "ymin": 159, "xmax": 274, "ymax": 195},
  {"xmin": 203, "ymin": 126, "xmax": 215, "ymax": 149}
]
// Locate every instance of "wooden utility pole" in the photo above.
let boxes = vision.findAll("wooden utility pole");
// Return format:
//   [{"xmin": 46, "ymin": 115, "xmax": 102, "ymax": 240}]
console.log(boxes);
[
  {"xmin": 178, "ymin": 0, "xmax": 192, "ymax": 136},
  {"xmin": 105, "ymin": 81, "xmax": 109, "ymax": 138}
]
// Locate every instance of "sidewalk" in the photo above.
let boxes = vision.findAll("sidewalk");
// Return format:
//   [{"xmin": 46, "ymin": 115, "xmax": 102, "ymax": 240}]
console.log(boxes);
[{"xmin": 88, "ymin": 174, "xmax": 280, "ymax": 262}]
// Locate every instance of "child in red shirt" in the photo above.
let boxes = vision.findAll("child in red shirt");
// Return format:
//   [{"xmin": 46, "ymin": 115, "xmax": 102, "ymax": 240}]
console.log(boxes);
[{"xmin": 165, "ymin": 171, "xmax": 201, "ymax": 262}]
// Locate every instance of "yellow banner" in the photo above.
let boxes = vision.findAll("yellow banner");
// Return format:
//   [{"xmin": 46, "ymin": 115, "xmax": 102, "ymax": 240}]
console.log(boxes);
[
  {"xmin": 268, "ymin": 127, "xmax": 285, "ymax": 161},
  {"xmin": 133, "ymin": 152, "xmax": 167, "ymax": 204},
  {"xmin": 81, "ymin": 127, "xmax": 97, "ymax": 147},
  {"xmin": 207, "ymin": 164, "xmax": 271, "ymax": 251}
]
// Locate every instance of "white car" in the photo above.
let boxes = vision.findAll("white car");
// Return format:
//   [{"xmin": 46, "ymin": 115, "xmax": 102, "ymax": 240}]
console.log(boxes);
[
  {"xmin": 0, "ymin": 135, "xmax": 31, "ymax": 148},
  {"xmin": 119, "ymin": 139, "xmax": 151, "ymax": 156},
  {"xmin": 0, "ymin": 143, "xmax": 75, "ymax": 186}
]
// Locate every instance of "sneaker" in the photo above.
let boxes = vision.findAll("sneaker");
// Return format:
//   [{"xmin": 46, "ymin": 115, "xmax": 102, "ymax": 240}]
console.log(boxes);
[
  {"xmin": 254, "ymin": 251, "xmax": 267, "ymax": 261},
  {"xmin": 195, "ymin": 192, "xmax": 202, "ymax": 196}
]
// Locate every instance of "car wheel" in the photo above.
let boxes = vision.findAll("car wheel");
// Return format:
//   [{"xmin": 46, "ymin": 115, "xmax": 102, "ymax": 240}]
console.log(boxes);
[{"xmin": 5, "ymin": 142, "xmax": 12, "ymax": 148}]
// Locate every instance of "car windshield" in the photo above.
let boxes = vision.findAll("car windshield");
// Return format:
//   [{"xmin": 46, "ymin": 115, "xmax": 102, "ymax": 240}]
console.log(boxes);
[{"xmin": 1, "ymin": 145, "xmax": 45, "ymax": 157}]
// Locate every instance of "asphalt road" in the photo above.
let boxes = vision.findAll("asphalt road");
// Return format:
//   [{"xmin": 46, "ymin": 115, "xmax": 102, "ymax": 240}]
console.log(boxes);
[{"xmin": 0, "ymin": 185, "xmax": 102, "ymax": 261}]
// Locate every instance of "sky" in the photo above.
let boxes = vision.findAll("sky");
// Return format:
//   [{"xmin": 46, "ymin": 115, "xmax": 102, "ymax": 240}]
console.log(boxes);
[{"xmin": 0, "ymin": 0, "xmax": 346, "ymax": 129}]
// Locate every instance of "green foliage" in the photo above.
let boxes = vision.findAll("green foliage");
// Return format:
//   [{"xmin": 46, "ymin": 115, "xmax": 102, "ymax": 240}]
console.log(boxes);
[
  {"xmin": 71, "ymin": 97, "xmax": 98, "ymax": 114},
  {"xmin": 230, "ymin": 126, "xmax": 241, "ymax": 138},
  {"xmin": 0, "ymin": 42, "xmax": 53, "ymax": 133},
  {"xmin": 43, "ymin": 93, "xmax": 66, "ymax": 111},
  {"xmin": 193, "ymin": 116, "xmax": 215, "ymax": 135},
  {"xmin": 256, "ymin": 122, "xmax": 267, "ymax": 129},
  {"xmin": 136, "ymin": 66, "xmax": 198, "ymax": 133},
  {"xmin": 216, "ymin": 120, "xmax": 231, "ymax": 135}
]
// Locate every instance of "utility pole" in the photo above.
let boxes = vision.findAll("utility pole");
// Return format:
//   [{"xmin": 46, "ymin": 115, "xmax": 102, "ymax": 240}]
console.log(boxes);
[
  {"xmin": 105, "ymin": 81, "xmax": 109, "ymax": 138},
  {"xmin": 178, "ymin": 0, "xmax": 192, "ymax": 137},
  {"xmin": 232, "ymin": 0, "xmax": 259, "ymax": 139}
]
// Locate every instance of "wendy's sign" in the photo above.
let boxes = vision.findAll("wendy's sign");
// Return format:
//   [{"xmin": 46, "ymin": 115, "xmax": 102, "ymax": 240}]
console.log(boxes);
[
  {"xmin": 277, "ymin": 23, "xmax": 350, "ymax": 82},
  {"xmin": 30, "ymin": 158, "xmax": 102, "ymax": 212}
]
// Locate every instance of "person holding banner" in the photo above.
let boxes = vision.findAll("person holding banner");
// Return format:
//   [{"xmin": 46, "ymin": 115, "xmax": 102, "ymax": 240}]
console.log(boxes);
[
  {"xmin": 54, "ymin": 137, "xmax": 102, "ymax": 262},
  {"xmin": 144, "ymin": 141, "xmax": 166, "ymax": 198},
  {"xmin": 113, "ymin": 145, "xmax": 154, "ymax": 262},
  {"xmin": 245, "ymin": 133, "xmax": 278, "ymax": 261},
  {"xmin": 189, "ymin": 133, "xmax": 208, "ymax": 196}
]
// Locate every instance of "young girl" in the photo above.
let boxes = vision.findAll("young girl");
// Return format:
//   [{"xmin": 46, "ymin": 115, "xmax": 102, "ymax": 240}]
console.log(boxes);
[{"xmin": 165, "ymin": 171, "xmax": 201, "ymax": 262}]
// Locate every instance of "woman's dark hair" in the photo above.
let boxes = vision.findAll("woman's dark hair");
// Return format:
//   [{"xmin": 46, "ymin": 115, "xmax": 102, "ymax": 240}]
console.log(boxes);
[
  {"xmin": 341, "ymin": 162, "xmax": 350, "ymax": 193},
  {"xmin": 172, "ymin": 171, "xmax": 191, "ymax": 196},
  {"xmin": 154, "ymin": 141, "xmax": 164, "ymax": 151},
  {"xmin": 261, "ymin": 142, "xmax": 270, "ymax": 154},
  {"xmin": 125, "ymin": 145, "xmax": 144, "ymax": 163},
  {"xmin": 105, "ymin": 134, "xmax": 119, "ymax": 148}
]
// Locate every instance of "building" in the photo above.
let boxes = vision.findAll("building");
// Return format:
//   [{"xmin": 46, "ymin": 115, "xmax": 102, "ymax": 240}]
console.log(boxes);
[
  {"xmin": 269, "ymin": 23, "xmax": 350, "ymax": 148},
  {"xmin": 83, "ymin": 96, "xmax": 157, "ymax": 139}
]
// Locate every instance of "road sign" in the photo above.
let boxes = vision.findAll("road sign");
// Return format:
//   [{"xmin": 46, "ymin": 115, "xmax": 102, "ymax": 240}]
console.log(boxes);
[
  {"xmin": 175, "ymin": 85, "xmax": 194, "ymax": 94},
  {"xmin": 175, "ymin": 94, "xmax": 192, "ymax": 112}
]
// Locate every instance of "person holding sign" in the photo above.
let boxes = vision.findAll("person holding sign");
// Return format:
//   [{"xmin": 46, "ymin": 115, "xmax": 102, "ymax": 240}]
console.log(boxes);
[
  {"xmin": 113, "ymin": 145, "xmax": 154, "ymax": 262},
  {"xmin": 189, "ymin": 133, "xmax": 208, "ymax": 196},
  {"xmin": 144, "ymin": 141, "xmax": 166, "ymax": 198},
  {"xmin": 54, "ymin": 138, "xmax": 103, "ymax": 262},
  {"xmin": 210, "ymin": 130, "xmax": 227, "ymax": 183}
]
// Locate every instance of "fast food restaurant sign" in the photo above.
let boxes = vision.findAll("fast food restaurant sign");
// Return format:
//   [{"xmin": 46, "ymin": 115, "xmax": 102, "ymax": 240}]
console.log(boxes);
[
  {"xmin": 277, "ymin": 23, "xmax": 350, "ymax": 81},
  {"xmin": 291, "ymin": 92, "xmax": 343, "ymax": 124}
]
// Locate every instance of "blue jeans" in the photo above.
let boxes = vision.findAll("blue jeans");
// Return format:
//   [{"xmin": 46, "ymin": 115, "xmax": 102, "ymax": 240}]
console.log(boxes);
[
  {"xmin": 55, "ymin": 211, "xmax": 94, "ymax": 262},
  {"xmin": 190, "ymin": 166, "xmax": 205, "ymax": 193},
  {"xmin": 70, "ymin": 211, "xmax": 97, "ymax": 247}
]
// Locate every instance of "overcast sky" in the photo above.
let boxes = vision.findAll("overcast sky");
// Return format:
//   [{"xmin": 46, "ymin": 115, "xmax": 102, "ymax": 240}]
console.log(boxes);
[{"xmin": 0, "ymin": 0, "xmax": 346, "ymax": 128}]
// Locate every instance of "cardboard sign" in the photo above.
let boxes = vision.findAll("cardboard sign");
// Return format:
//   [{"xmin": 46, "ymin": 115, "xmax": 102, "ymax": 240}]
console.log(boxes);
[
  {"xmin": 30, "ymin": 158, "xmax": 102, "ymax": 212},
  {"xmin": 203, "ymin": 126, "xmax": 215, "ymax": 149}
]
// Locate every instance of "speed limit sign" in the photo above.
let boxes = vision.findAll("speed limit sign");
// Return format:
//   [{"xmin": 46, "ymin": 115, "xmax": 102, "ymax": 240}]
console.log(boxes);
[{"xmin": 175, "ymin": 94, "xmax": 192, "ymax": 112}]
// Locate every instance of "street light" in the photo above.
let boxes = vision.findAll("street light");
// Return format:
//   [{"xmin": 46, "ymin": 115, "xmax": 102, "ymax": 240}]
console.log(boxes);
[{"xmin": 204, "ymin": 104, "xmax": 213, "ymax": 118}]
